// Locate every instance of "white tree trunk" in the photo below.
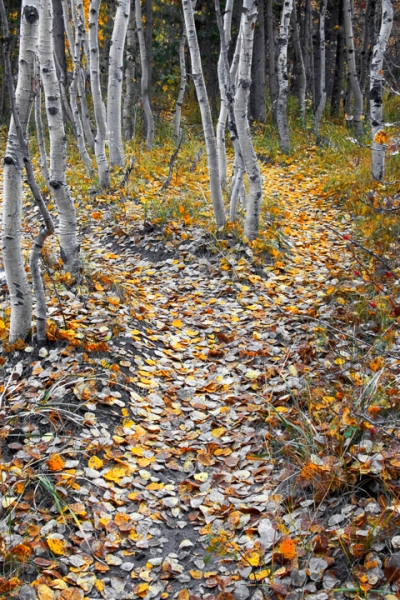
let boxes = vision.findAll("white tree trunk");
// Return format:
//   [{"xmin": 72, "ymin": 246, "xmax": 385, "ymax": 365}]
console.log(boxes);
[
  {"xmin": 2, "ymin": 1, "xmax": 39, "ymax": 341},
  {"xmin": 343, "ymin": 0, "xmax": 364, "ymax": 138},
  {"xmin": 276, "ymin": 0, "xmax": 293, "ymax": 153},
  {"xmin": 370, "ymin": 0, "xmax": 393, "ymax": 180},
  {"xmin": 174, "ymin": 30, "xmax": 187, "ymax": 143},
  {"xmin": 69, "ymin": 0, "xmax": 93, "ymax": 171},
  {"xmin": 135, "ymin": 0, "xmax": 154, "ymax": 149},
  {"xmin": 182, "ymin": 0, "xmax": 226, "ymax": 228},
  {"xmin": 35, "ymin": 65, "xmax": 50, "ymax": 187},
  {"xmin": 314, "ymin": 0, "xmax": 327, "ymax": 142},
  {"xmin": 107, "ymin": 0, "xmax": 130, "ymax": 166},
  {"xmin": 89, "ymin": 0, "xmax": 110, "ymax": 187},
  {"xmin": 234, "ymin": 0, "xmax": 263, "ymax": 240},
  {"xmin": 123, "ymin": 6, "xmax": 137, "ymax": 141},
  {"xmin": 291, "ymin": 1, "xmax": 306, "ymax": 122},
  {"xmin": 39, "ymin": 0, "xmax": 80, "ymax": 273},
  {"xmin": 216, "ymin": 0, "xmax": 234, "ymax": 191}
]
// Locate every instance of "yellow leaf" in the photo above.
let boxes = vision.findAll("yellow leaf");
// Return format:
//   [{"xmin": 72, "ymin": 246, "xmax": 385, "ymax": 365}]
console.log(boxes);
[
  {"xmin": 104, "ymin": 466, "xmax": 129, "ymax": 481},
  {"xmin": 194, "ymin": 472, "xmax": 208, "ymax": 482},
  {"xmin": 246, "ymin": 551, "xmax": 260, "ymax": 567},
  {"xmin": 249, "ymin": 568, "xmax": 270, "ymax": 581},
  {"xmin": 88, "ymin": 456, "xmax": 104, "ymax": 470},
  {"xmin": 334, "ymin": 358, "xmax": 345, "ymax": 365},
  {"xmin": 177, "ymin": 591, "xmax": 190, "ymax": 600},
  {"xmin": 47, "ymin": 538, "xmax": 65, "ymax": 556},
  {"xmin": 211, "ymin": 427, "xmax": 225, "ymax": 438},
  {"xmin": 37, "ymin": 584, "xmax": 55, "ymax": 600},
  {"xmin": 108, "ymin": 296, "xmax": 120, "ymax": 305},
  {"xmin": 189, "ymin": 569, "xmax": 203, "ymax": 579},
  {"xmin": 172, "ymin": 319, "xmax": 183, "ymax": 328}
]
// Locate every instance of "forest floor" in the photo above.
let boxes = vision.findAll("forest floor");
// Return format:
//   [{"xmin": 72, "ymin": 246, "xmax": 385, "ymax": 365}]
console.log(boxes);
[{"xmin": 2, "ymin": 129, "xmax": 400, "ymax": 600}]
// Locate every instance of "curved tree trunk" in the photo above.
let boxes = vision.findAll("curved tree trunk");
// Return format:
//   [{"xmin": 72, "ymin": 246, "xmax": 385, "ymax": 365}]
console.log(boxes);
[
  {"xmin": 343, "ymin": 0, "xmax": 364, "ymax": 137},
  {"xmin": 2, "ymin": 0, "xmax": 38, "ymax": 342},
  {"xmin": 89, "ymin": 0, "xmax": 110, "ymax": 187},
  {"xmin": 39, "ymin": 0, "xmax": 80, "ymax": 273},
  {"xmin": 135, "ymin": 0, "xmax": 154, "ymax": 149},
  {"xmin": 370, "ymin": 0, "xmax": 393, "ymax": 180},
  {"xmin": 216, "ymin": 0, "xmax": 234, "ymax": 191},
  {"xmin": 276, "ymin": 0, "xmax": 293, "ymax": 153},
  {"xmin": 182, "ymin": 0, "xmax": 226, "ymax": 229},
  {"xmin": 314, "ymin": 0, "xmax": 327, "ymax": 142},
  {"xmin": 107, "ymin": 0, "xmax": 130, "ymax": 166},
  {"xmin": 234, "ymin": 0, "xmax": 263, "ymax": 240},
  {"xmin": 291, "ymin": 0, "xmax": 306, "ymax": 122},
  {"xmin": 174, "ymin": 29, "xmax": 187, "ymax": 143},
  {"xmin": 123, "ymin": 6, "xmax": 137, "ymax": 141}
]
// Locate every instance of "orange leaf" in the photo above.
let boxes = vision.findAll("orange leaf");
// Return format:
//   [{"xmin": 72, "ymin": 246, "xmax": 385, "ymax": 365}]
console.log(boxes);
[
  {"xmin": 46, "ymin": 453, "xmax": 65, "ymax": 471},
  {"xmin": 10, "ymin": 543, "xmax": 31, "ymax": 562},
  {"xmin": 279, "ymin": 537, "xmax": 297, "ymax": 560},
  {"xmin": 61, "ymin": 589, "xmax": 84, "ymax": 600}
]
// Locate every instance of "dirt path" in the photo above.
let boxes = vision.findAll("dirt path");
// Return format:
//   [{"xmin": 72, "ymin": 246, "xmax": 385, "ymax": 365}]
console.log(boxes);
[{"xmin": 1, "ymin": 162, "xmax": 379, "ymax": 600}]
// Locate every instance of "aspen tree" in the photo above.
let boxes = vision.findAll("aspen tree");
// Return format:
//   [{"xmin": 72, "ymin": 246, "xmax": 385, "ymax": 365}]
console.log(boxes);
[
  {"xmin": 174, "ymin": 29, "xmax": 187, "ymax": 144},
  {"xmin": 234, "ymin": 0, "xmax": 263, "ymax": 240},
  {"xmin": 2, "ymin": 0, "xmax": 38, "ymax": 341},
  {"xmin": 216, "ymin": 0, "xmax": 234, "ymax": 191},
  {"xmin": 276, "ymin": 0, "xmax": 294, "ymax": 153},
  {"xmin": 135, "ymin": 0, "xmax": 154, "ymax": 149},
  {"xmin": 108, "ymin": 0, "xmax": 130, "ymax": 166},
  {"xmin": 39, "ymin": 0, "xmax": 80, "ymax": 273},
  {"xmin": 370, "ymin": 0, "xmax": 393, "ymax": 180},
  {"xmin": 343, "ymin": 0, "xmax": 364, "ymax": 138},
  {"xmin": 314, "ymin": 0, "xmax": 327, "ymax": 142},
  {"xmin": 291, "ymin": 1, "xmax": 306, "ymax": 122},
  {"xmin": 123, "ymin": 6, "xmax": 137, "ymax": 141},
  {"xmin": 89, "ymin": 0, "xmax": 110, "ymax": 187},
  {"xmin": 182, "ymin": 0, "xmax": 226, "ymax": 228}
]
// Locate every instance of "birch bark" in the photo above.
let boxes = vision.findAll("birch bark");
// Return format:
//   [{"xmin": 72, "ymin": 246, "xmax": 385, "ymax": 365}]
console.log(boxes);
[
  {"xmin": 174, "ymin": 29, "xmax": 187, "ymax": 143},
  {"xmin": 291, "ymin": 0, "xmax": 306, "ymax": 122},
  {"xmin": 234, "ymin": 0, "xmax": 263, "ymax": 240},
  {"xmin": 314, "ymin": 0, "xmax": 327, "ymax": 142},
  {"xmin": 370, "ymin": 0, "xmax": 393, "ymax": 180},
  {"xmin": 107, "ymin": 0, "xmax": 130, "ymax": 166},
  {"xmin": 276, "ymin": 0, "xmax": 294, "ymax": 154},
  {"xmin": 135, "ymin": 0, "xmax": 154, "ymax": 149},
  {"xmin": 123, "ymin": 6, "xmax": 137, "ymax": 141},
  {"xmin": 39, "ymin": 0, "xmax": 80, "ymax": 273},
  {"xmin": 266, "ymin": 0, "xmax": 278, "ymax": 121},
  {"xmin": 89, "ymin": 0, "xmax": 110, "ymax": 187},
  {"xmin": 216, "ymin": 0, "xmax": 234, "ymax": 191},
  {"xmin": 343, "ymin": 0, "xmax": 364, "ymax": 137},
  {"xmin": 2, "ymin": 1, "xmax": 38, "ymax": 341},
  {"xmin": 182, "ymin": 0, "xmax": 226, "ymax": 228}
]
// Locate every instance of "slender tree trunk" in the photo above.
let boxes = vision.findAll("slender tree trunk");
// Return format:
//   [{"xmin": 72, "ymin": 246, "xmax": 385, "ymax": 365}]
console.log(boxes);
[
  {"xmin": 266, "ymin": 0, "xmax": 278, "ymax": 121},
  {"xmin": 314, "ymin": 0, "xmax": 327, "ymax": 142},
  {"xmin": 52, "ymin": 0, "xmax": 67, "ymax": 81},
  {"xmin": 145, "ymin": 0, "xmax": 153, "ymax": 93},
  {"xmin": 216, "ymin": 0, "xmax": 234, "ymax": 191},
  {"xmin": 123, "ymin": 5, "xmax": 137, "ymax": 141},
  {"xmin": 39, "ymin": 0, "xmax": 80, "ymax": 273},
  {"xmin": 107, "ymin": 0, "xmax": 130, "ymax": 166},
  {"xmin": 1, "ymin": 1, "xmax": 38, "ymax": 342},
  {"xmin": 343, "ymin": 0, "xmax": 364, "ymax": 137},
  {"xmin": 276, "ymin": 0, "xmax": 293, "ymax": 153},
  {"xmin": 89, "ymin": 0, "xmax": 110, "ymax": 187},
  {"xmin": 182, "ymin": 0, "xmax": 226, "ymax": 228},
  {"xmin": 370, "ymin": 0, "xmax": 393, "ymax": 180},
  {"xmin": 250, "ymin": 0, "xmax": 266, "ymax": 123},
  {"xmin": 305, "ymin": 0, "xmax": 315, "ymax": 108},
  {"xmin": 174, "ymin": 29, "xmax": 187, "ymax": 143},
  {"xmin": 135, "ymin": 0, "xmax": 154, "ymax": 148},
  {"xmin": 35, "ymin": 66, "xmax": 50, "ymax": 187},
  {"xmin": 291, "ymin": 0, "xmax": 306, "ymax": 122},
  {"xmin": 69, "ymin": 0, "xmax": 93, "ymax": 171},
  {"xmin": 234, "ymin": 0, "xmax": 263, "ymax": 240},
  {"xmin": 330, "ymin": 0, "xmax": 345, "ymax": 116}
]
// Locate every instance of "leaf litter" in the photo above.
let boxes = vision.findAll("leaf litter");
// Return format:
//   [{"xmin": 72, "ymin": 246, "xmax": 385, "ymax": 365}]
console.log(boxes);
[{"xmin": 1, "ymin": 140, "xmax": 400, "ymax": 599}]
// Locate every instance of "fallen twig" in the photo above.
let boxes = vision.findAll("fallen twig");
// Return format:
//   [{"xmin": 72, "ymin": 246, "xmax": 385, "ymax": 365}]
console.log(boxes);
[{"xmin": 162, "ymin": 131, "xmax": 184, "ymax": 190}]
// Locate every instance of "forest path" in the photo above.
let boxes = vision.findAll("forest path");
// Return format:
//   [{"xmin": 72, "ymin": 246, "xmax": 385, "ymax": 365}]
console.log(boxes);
[{"xmin": 1, "ymin": 158, "xmax": 369, "ymax": 599}]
